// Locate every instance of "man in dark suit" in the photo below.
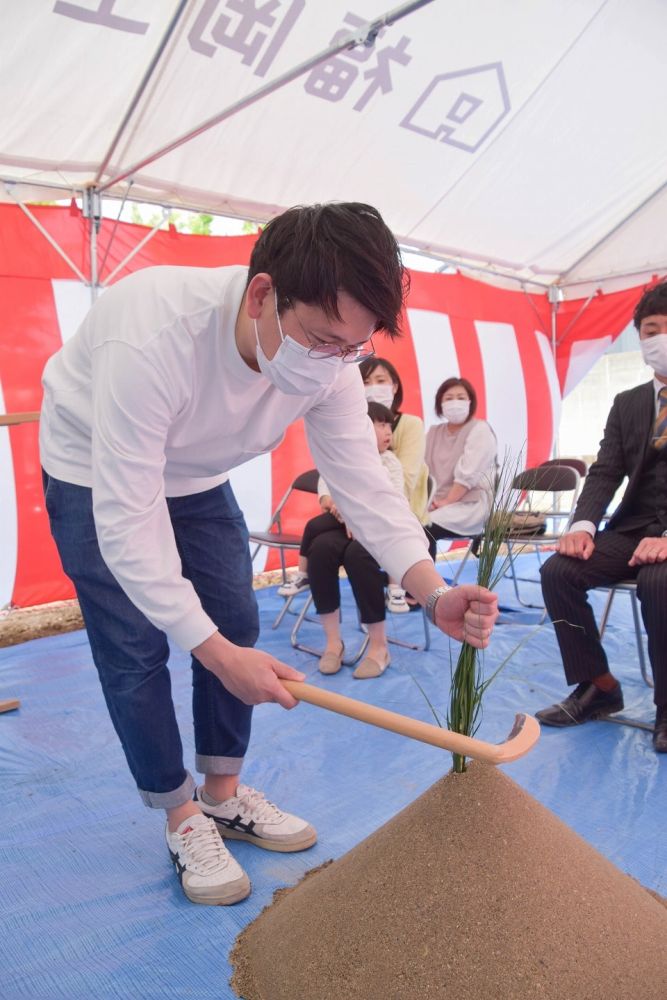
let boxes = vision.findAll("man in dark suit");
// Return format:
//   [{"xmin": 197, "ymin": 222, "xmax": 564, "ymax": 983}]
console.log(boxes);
[{"xmin": 537, "ymin": 280, "xmax": 667, "ymax": 753}]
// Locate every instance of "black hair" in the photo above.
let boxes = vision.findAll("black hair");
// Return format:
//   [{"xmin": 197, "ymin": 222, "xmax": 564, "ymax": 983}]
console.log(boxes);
[
  {"xmin": 367, "ymin": 401, "xmax": 395, "ymax": 425},
  {"xmin": 247, "ymin": 203, "xmax": 409, "ymax": 336},
  {"xmin": 358, "ymin": 356, "xmax": 404, "ymax": 412},
  {"xmin": 434, "ymin": 377, "xmax": 477, "ymax": 421},
  {"xmin": 633, "ymin": 279, "xmax": 667, "ymax": 329}
]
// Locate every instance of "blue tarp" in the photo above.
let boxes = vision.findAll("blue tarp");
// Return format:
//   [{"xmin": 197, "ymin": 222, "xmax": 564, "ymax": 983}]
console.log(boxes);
[{"xmin": 1, "ymin": 555, "xmax": 664, "ymax": 1000}]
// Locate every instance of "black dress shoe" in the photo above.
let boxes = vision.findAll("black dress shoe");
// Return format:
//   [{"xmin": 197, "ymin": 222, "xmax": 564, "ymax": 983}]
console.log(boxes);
[
  {"xmin": 536, "ymin": 681, "xmax": 624, "ymax": 728},
  {"xmin": 653, "ymin": 705, "xmax": 667, "ymax": 753}
]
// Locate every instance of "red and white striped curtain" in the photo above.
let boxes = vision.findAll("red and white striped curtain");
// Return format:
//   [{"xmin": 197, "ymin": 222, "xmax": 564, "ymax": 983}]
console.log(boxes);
[{"xmin": 0, "ymin": 205, "xmax": 641, "ymax": 607}]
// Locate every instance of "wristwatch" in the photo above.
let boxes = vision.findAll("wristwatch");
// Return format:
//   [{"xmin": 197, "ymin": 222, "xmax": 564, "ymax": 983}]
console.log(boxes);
[{"xmin": 424, "ymin": 585, "xmax": 450, "ymax": 624}]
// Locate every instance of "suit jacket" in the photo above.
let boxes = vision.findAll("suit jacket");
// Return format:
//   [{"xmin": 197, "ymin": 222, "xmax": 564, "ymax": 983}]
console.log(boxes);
[{"xmin": 572, "ymin": 380, "xmax": 663, "ymax": 533}]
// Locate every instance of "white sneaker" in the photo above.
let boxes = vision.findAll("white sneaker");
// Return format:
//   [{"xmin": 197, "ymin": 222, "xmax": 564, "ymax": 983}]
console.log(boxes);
[
  {"xmin": 165, "ymin": 813, "xmax": 250, "ymax": 905},
  {"xmin": 195, "ymin": 784, "xmax": 317, "ymax": 853},
  {"xmin": 277, "ymin": 572, "xmax": 310, "ymax": 597},
  {"xmin": 386, "ymin": 585, "xmax": 409, "ymax": 613}
]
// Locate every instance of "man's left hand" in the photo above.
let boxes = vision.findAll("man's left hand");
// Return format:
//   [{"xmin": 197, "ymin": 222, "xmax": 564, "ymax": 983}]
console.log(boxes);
[
  {"xmin": 433, "ymin": 584, "xmax": 499, "ymax": 648},
  {"xmin": 628, "ymin": 536, "xmax": 667, "ymax": 566}
]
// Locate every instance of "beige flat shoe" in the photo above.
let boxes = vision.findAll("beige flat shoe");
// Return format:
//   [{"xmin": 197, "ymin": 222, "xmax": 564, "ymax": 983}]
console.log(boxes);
[
  {"xmin": 319, "ymin": 642, "xmax": 345, "ymax": 675},
  {"xmin": 353, "ymin": 651, "xmax": 391, "ymax": 680}
]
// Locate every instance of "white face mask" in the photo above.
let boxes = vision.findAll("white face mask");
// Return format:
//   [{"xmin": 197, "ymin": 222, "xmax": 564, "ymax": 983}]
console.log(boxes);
[
  {"xmin": 441, "ymin": 399, "xmax": 470, "ymax": 424},
  {"xmin": 364, "ymin": 383, "xmax": 395, "ymax": 408},
  {"xmin": 640, "ymin": 334, "xmax": 667, "ymax": 377},
  {"xmin": 254, "ymin": 292, "xmax": 343, "ymax": 395}
]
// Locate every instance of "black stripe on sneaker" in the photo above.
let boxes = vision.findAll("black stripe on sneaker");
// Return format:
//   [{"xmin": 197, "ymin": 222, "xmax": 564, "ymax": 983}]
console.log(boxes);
[
  {"xmin": 169, "ymin": 850, "xmax": 186, "ymax": 884},
  {"xmin": 214, "ymin": 814, "xmax": 257, "ymax": 836}
]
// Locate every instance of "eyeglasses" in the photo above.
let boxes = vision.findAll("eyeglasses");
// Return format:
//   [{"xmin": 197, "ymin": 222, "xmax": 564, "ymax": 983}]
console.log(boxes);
[{"xmin": 286, "ymin": 300, "xmax": 376, "ymax": 364}]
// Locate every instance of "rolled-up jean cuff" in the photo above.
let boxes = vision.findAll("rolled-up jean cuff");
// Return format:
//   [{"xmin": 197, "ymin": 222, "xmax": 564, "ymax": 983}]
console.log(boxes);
[
  {"xmin": 139, "ymin": 772, "xmax": 196, "ymax": 810},
  {"xmin": 195, "ymin": 754, "xmax": 245, "ymax": 776}
]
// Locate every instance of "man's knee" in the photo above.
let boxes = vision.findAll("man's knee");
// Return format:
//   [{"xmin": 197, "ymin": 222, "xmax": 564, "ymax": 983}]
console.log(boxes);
[
  {"xmin": 540, "ymin": 552, "xmax": 569, "ymax": 589},
  {"xmin": 211, "ymin": 595, "xmax": 259, "ymax": 647},
  {"xmin": 539, "ymin": 551, "xmax": 590, "ymax": 606},
  {"xmin": 636, "ymin": 561, "xmax": 667, "ymax": 603}
]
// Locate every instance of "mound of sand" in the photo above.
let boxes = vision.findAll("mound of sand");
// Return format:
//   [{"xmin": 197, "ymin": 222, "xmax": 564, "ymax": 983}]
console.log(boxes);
[{"xmin": 231, "ymin": 762, "xmax": 667, "ymax": 1000}]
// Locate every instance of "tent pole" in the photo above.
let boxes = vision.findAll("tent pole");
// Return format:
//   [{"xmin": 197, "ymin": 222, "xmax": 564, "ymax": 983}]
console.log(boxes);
[
  {"xmin": 83, "ymin": 189, "xmax": 102, "ymax": 303},
  {"xmin": 556, "ymin": 293, "xmax": 595, "ymax": 348},
  {"xmin": 548, "ymin": 285, "xmax": 564, "ymax": 458},
  {"xmin": 433, "ymin": 256, "xmax": 550, "ymax": 290},
  {"xmin": 520, "ymin": 285, "xmax": 549, "ymax": 337},
  {"xmin": 559, "ymin": 176, "xmax": 667, "ymax": 288},
  {"xmin": 98, "ymin": 0, "xmax": 436, "ymax": 193},
  {"xmin": 100, "ymin": 209, "xmax": 170, "ymax": 288},
  {"xmin": 557, "ymin": 266, "xmax": 667, "ymax": 292},
  {"xmin": 94, "ymin": 0, "xmax": 190, "ymax": 186},
  {"xmin": 2, "ymin": 184, "xmax": 87, "ymax": 284}
]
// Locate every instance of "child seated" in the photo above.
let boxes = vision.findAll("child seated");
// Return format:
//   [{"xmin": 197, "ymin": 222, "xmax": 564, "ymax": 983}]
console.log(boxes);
[{"xmin": 278, "ymin": 402, "xmax": 410, "ymax": 618}]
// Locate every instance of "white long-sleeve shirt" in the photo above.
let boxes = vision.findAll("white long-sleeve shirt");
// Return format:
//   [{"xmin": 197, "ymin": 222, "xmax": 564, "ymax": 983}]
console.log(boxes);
[
  {"xmin": 40, "ymin": 265, "xmax": 428, "ymax": 651},
  {"xmin": 318, "ymin": 448, "xmax": 405, "ymax": 500}
]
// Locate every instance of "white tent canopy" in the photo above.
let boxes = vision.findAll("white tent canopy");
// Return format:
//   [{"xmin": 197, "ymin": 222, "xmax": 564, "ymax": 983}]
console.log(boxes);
[{"xmin": 3, "ymin": 0, "xmax": 667, "ymax": 293}]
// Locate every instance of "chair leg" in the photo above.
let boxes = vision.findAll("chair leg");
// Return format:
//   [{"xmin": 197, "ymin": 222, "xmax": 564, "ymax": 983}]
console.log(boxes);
[
  {"xmin": 508, "ymin": 542, "xmax": 546, "ymax": 586},
  {"xmin": 598, "ymin": 589, "xmax": 616, "ymax": 638},
  {"xmin": 289, "ymin": 595, "xmax": 369, "ymax": 665},
  {"xmin": 506, "ymin": 543, "xmax": 546, "ymax": 609},
  {"xmin": 629, "ymin": 590, "xmax": 652, "ymax": 688},
  {"xmin": 272, "ymin": 592, "xmax": 297, "ymax": 629},
  {"xmin": 387, "ymin": 608, "xmax": 431, "ymax": 652},
  {"xmin": 451, "ymin": 544, "xmax": 473, "ymax": 584},
  {"xmin": 598, "ymin": 587, "xmax": 652, "ymax": 689}
]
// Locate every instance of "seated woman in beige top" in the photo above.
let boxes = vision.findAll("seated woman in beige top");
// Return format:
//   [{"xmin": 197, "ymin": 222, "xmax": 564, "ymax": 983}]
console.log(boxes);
[{"xmin": 425, "ymin": 376, "xmax": 497, "ymax": 558}]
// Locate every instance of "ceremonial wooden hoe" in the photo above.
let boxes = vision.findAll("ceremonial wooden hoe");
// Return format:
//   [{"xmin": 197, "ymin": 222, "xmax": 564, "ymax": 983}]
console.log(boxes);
[{"xmin": 281, "ymin": 680, "xmax": 540, "ymax": 764}]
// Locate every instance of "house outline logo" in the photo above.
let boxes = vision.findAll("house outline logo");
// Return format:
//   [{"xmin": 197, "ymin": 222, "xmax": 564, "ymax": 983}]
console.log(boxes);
[{"xmin": 401, "ymin": 62, "xmax": 510, "ymax": 152}]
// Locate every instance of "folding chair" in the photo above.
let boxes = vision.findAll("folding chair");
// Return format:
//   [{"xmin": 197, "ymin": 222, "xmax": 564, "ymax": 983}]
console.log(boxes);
[
  {"xmin": 597, "ymin": 580, "xmax": 652, "ymax": 688},
  {"xmin": 248, "ymin": 469, "xmax": 319, "ymax": 627},
  {"xmin": 289, "ymin": 475, "xmax": 435, "ymax": 662},
  {"xmin": 288, "ymin": 590, "xmax": 372, "ymax": 664},
  {"xmin": 428, "ymin": 523, "xmax": 483, "ymax": 585},
  {"xmin": 537, "ymin": 457, "xmax": 588, "ymax": 519},
  {"xmin": 503, "ymin": 463, "xmax": 581, "ymax": 608},
  {"xmin": 539, "ymin": 457, "xmax": 588, "ymax": 478},
  {"xmin": 289, "ymin": 572, "xmax": 433, "ymax": 663}
]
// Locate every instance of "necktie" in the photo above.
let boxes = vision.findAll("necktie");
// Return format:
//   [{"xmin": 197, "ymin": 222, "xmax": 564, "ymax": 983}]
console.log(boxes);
[{"xmin": 653, "ymin": 386, "xmax": 667, "ymax": 450}]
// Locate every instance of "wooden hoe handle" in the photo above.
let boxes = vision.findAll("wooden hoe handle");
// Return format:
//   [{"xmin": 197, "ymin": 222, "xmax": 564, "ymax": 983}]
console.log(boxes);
[
  {"xmin": 281, "ymin": 680, "xmax": 540, "ymax": 764},
  {"xmin": 0, "ymin": 411, "xmax": 40, "ymax": 427}
]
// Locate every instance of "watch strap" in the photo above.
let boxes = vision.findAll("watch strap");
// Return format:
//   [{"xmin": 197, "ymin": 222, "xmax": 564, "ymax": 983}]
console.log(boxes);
[{"xmin": 424, "ymin": 585, "xmax": 450, "ymax": 624}]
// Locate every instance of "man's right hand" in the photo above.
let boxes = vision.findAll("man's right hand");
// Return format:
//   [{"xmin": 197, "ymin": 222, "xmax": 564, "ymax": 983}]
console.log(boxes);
[
  {"xmin": 192, "ymin": 632, "xmax": 305, "ymax": 709},
  {"xmin": 556, "ymin": 530, "xmax": 595, "ymax": 560}
]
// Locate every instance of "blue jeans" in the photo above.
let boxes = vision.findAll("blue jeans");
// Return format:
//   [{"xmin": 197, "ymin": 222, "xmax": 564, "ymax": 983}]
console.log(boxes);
[{"xmin": 43, "ymin": 473, "xmax": 260, "ymax": 809}]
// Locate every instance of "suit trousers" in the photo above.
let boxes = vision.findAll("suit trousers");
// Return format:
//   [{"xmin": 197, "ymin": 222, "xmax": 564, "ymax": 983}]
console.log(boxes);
[{"xmin": 540, "ymin": 528, "xmax": 667, "ymax": 706}]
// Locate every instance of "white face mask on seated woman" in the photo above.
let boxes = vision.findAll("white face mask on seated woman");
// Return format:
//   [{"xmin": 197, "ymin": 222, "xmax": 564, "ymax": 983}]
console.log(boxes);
[
  {"xmin": 441, "ymin": 399, "xmax": 470, "ymax": 424},
  {"xmin": 364, "ymin": 384, "xmax": 395, "ymax": 408}
]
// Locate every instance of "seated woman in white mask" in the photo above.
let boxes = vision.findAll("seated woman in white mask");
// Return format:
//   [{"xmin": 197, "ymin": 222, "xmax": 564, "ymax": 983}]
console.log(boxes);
[{"xmin": 425, "ymin": 377, "xmax": 497, "ymax": 558}]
